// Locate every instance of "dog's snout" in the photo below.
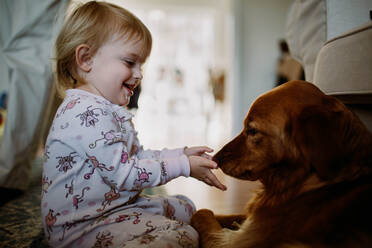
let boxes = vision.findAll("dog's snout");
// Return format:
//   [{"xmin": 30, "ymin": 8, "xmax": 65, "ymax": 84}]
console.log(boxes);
[
  {"xmin": 212, "ymin": 149, "xmax": 234, "ymax": 167},
  {"xmin": 212, "ymin": 152, "xmax": 221, "ymax": 165}
]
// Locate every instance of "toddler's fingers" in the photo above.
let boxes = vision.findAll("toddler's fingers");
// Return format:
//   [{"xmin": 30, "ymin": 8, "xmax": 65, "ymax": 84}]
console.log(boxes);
[
  {"xmin": 203, "ymin": 177, "xmax": 213, "ymax": 186},
  {"xmin": 201, "ymin": 153, "xmax": 213, "ymax": 160},
  {"xmin": 203, "ymin": 146, "xmax": 214, "ymax": 153},
  {"xmin": 207, "ymin": 170, "xmax": 227, "ymax": 191},
  {"xmin": 196, "ymin": 146, "xmax": 214, "ymax": 154},
  {"xmin": 191, "ymin": 155, "xmax": 217, "ymax": 168},
  {"xmin": 201, "ymin": 158, "xmax": 217, "ymax": 169}
]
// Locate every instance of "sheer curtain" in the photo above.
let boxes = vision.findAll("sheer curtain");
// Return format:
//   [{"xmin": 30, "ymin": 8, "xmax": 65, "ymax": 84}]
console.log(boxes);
[{"xmin": 0, "ymin": 0, "xmax": 68, "ymax": 190}]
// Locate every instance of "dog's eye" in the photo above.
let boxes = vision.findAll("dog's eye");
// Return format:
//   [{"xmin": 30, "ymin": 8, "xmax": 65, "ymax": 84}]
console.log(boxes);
[{"xmin": 246, "ymin": 128, "xmax": 258, "ymax": 136}]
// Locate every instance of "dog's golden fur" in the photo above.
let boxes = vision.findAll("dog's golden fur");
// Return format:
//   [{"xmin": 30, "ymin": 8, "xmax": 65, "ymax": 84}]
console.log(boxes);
[{"xmin": 191, "ymin": 81, "xmax": 372, "ymax": 248}]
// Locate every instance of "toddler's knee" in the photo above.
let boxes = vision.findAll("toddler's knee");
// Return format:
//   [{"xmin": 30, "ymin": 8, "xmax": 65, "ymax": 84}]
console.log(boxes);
[{"xmin": 173, "ymin": 194, "xmax": 196, "ymax": 213}]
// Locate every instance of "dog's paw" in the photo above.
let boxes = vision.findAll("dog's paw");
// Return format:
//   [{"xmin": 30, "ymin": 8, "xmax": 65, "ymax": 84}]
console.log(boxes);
[
  {"xmin": 191, "ymin": 209, "xmax": 214, "ymax": 224},
  {"xmin": 231, "ymin": 221, "xmax": 241, "ymax": 230},
  {"xmin": 191, "ymin": 209, "xmax": 221, "ymax": 233}
]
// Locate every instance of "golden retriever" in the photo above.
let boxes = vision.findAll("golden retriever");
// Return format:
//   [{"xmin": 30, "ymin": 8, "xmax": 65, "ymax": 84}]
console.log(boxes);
[{"xmin": 191, "ymin": 81, "xmax": 372, "ymax": 248}]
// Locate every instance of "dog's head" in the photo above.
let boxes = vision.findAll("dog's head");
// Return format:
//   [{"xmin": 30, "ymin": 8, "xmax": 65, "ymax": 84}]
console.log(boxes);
[{"xmin": 214, "ymin": 81, "xmax": 372, "ymax": 192}]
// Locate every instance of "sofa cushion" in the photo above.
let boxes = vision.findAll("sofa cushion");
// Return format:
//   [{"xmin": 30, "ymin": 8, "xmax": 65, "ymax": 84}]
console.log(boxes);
[
  {"xmin": 313, "ymin": 22, "xmax": 372, "ymax": 103},
  {"xmin": 286, "ymin": 0, "xmax": 372, "ymax": 83}
]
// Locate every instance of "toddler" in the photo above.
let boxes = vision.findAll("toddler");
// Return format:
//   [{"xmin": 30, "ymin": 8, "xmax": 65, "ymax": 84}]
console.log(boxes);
[{"xmin": 41, "ymin": 1, "xmax": 226, "ymax": 247}]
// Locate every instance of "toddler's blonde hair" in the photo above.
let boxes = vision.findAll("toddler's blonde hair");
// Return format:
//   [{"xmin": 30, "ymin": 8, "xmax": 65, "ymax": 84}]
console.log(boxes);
[{"xmin": 54, "ymin": 1, "xmax": 152, "ymax": 97}]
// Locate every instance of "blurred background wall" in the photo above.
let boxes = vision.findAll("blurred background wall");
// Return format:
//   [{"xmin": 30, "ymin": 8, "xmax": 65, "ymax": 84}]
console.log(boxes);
[
  {"xmin": 232, "ymin": 0, "xmax": 292, "ymax": 134},
  {"xmin": 89, "ymin": 0, "xmax": 293, "ymax": 149}
]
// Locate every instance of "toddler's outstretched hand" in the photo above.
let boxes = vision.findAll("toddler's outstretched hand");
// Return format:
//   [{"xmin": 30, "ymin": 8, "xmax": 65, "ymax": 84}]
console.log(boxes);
[
  {"xmin": 184, "ymin": 146, "xmax": 214, "ymax": 160},
  {"xmin": 185, "ymin": 146, "xmax": 227, "ymax": 191}
]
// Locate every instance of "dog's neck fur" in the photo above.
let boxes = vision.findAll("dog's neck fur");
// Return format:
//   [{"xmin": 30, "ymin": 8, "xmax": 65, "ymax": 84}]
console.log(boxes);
[
  {"xmin": 299, "ymin": 174, "xmax": 327, "ymax": 194},
  {"xmin": 252, "ymin": 178, "xmax": 306, "ymax": 209},
  {"xmin": 252, "ymin": 145, "xmax": 372, "ymax": 210},
  {"xmin": 250, "ymin": 173, "xmax": 342, "ymax": 212},
  {"xmin": 336, "ymin": 120, "xmax": 372, "ymax": 182},
  {"xmin": 341, "ymin": 110, "xmax": 372, "ymax": 174}
]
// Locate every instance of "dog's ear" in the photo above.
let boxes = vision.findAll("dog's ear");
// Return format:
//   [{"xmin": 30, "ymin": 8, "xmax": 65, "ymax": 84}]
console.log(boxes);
[{"xmin": 295, "ymin": 97, "xmax": 351, "ymax": 180}]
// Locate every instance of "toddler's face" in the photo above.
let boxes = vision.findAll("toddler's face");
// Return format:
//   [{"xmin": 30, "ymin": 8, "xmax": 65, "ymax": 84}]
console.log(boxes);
[{"xmin": 83, "ymin": 36, "xmax": 144, "ymax": 106}]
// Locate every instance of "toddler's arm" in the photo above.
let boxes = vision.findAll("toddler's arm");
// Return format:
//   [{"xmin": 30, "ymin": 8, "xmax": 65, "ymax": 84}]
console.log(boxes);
[
  {"xmin": 137, "ymin": 146, "xmax": 186, "ymax": 160},
  {"xmin": 50, "ymin": 99, "xmax": 192, "ymax": 193},
  {"xmin": 136, "ymin": 143, "xmax": 226, "ymax": 191}
]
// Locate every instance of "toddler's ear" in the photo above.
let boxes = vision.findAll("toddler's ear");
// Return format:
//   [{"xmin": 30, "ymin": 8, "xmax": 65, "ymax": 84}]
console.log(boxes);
[{"xmin": 75, "ymin": 44, "xmax": 93, "ymax": 72}]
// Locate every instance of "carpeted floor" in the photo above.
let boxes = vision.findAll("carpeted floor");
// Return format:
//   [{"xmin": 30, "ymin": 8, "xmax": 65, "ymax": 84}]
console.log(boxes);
[
  {"xmin": 0, "ymin": 156, "xmax": 48, "ymax": 248},
  {"xmin": 0, "ymin": 183, "xmax": 48, "ymax": 248}
]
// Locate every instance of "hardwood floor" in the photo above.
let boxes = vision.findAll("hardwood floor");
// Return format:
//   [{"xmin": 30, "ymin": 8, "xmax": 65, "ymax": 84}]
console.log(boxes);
[{"xmin": 162, "ymin": 169, "xmax": 261, "ymax": 214}]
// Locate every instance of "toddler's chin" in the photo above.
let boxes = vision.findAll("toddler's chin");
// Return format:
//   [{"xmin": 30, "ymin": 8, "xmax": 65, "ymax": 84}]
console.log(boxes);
[{"xmin": 120, "ymin": 96, "xmax": 130, "ymax": 106}]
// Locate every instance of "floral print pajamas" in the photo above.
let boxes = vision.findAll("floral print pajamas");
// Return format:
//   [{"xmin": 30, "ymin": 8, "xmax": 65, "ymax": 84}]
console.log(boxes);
[{"xmin": 41, "ymin": 89, "xmax": 198, "ymax": 247}]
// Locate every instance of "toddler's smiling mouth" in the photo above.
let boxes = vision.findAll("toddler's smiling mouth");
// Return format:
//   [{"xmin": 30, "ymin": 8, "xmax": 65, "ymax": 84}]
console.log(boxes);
[{"xmin": 122, "ymin": 82, "xmax": 135, "ymax": 96}]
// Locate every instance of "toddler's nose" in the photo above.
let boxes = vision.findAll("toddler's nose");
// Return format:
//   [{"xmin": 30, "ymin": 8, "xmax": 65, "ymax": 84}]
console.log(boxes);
[
  {"xmin": 133, "ymin": 67, "xmax": 143, "ymax": 80},
  {"xmin": 135, "ymin": 73, "xmax": 143, "ymax": 80}
]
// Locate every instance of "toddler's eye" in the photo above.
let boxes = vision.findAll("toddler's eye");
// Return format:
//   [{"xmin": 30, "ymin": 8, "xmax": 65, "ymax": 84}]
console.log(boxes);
[{"xmin": 122, "ymin": 58, "xmax": 135, "ymax": 67}]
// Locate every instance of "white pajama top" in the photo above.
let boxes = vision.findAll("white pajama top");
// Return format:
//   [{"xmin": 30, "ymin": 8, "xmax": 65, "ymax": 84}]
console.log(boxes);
[{"xmin": 41, "ymin": 89, "xmax": 197, "ymax": 247}]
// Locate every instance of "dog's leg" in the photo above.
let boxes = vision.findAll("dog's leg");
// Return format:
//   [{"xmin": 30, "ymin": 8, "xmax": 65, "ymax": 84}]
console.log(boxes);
[
  {"xmin": 215, "ymin": 214, "xmax": 246, "ymax": 230},
  {"xmin": 191, "ymin": 209, "xmax": 223, "ymax": 248}
]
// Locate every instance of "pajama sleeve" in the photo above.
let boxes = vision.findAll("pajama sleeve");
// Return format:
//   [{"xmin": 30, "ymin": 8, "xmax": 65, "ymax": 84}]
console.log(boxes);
[
  {"xmin": 56, "ymin": 100, "xmax": 190, "ymax": 192},
  {"xmin": 137, "ymin": 146, "xmax": 187, "ymax": 160}
]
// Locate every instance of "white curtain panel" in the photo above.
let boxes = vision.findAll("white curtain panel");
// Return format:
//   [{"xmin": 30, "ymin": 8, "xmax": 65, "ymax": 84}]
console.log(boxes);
[{"xmin": 0, "ymin": 0, "xmax": 69, "ymax": 190}]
